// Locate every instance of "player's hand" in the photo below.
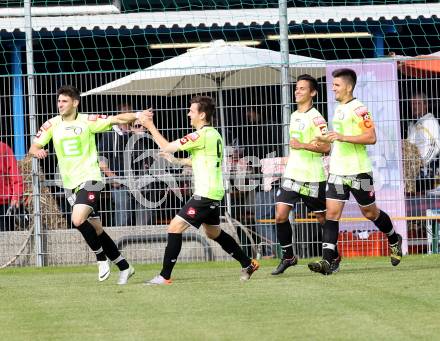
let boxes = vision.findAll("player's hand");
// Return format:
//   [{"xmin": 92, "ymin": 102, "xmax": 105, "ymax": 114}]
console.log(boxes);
[
  {"xmin": 34, "ymin": 149, "xmax": 48, "ymax": 159},
  {"xmin": 326, "ymin": 131, "xmax": 344, "ymax": 142},
  {"xmin": 314, "ymin": 135, "xmax": 332, "ymax": 143},
  {"xmin": 289, "ymin": 138, "xmax": 303, "ymax": 150},
  {"xmin": 139, "ymin": 108, "xmax": 154, "ymax": 129},
  {"xmin": 158, "ymin": 151, "xmax": 178, "ymax": 165}
]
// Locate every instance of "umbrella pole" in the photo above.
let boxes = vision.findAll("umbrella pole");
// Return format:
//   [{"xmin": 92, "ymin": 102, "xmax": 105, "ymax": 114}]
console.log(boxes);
[{"xmin": 216, "ymin": 83, "xmax": 232, "ymax": 216}]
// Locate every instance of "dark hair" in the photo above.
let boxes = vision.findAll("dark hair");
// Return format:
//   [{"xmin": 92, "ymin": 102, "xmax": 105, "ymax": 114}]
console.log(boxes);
[
  {"xmin": 297, "ymin": 74, "xmax": 318, "ymax": 92},
  {"xmin": 57, "ymin": 85, "xmax": 80, "ymax": 101},
  {"xmin": 190, "ymin": 96, "xmax": 216, "ymax": 123},
  {"xmin": 332, "ymin": 68, "xmax": 357, "ymax": 89}
]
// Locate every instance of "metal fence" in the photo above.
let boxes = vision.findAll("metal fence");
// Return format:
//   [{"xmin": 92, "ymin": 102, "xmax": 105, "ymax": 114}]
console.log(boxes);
[{"xmin": 1, "ymin": 64, "xmax": 439, "ymax": 268}]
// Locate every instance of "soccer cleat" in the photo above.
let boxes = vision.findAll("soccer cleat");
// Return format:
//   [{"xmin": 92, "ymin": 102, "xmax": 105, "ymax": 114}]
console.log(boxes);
[
  {"xmin": 271, "ymin": 256, "xmax": 298, "ymax": 275},
  {"xmin": 390, "ymin": 234, "xmax": 403, "ymax": 266},
  {"xmin": 117, "ymin": 265, "xmax": 135, "ymax": 285},
  {"xmin": 240, "ymin": 259, "xmax": 260, "ymax": 281},
  {"xmin": 308, "ymin": 259, "xmax": 332, "ymax": 275},
  {"xmin": 145, "ymin": 275, "xmax": 173, "ymax": 286},
  {"xmin": 330, "ymin": 255, "xmax": 342, "ymax": 274},
  {"xmin": 97, "ymin": 260, "xmax": 110, "ymax": 282}
]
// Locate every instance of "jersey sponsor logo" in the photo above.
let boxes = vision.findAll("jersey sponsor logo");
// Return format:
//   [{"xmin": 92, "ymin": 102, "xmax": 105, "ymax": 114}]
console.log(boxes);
[
  {"xmin": 336, "ymin": 109, "xmax": 345, "ymax": 120},
  {"xmin": 180, "ymin": 136, "xmax": 189, "ymax": 145},
  {"xmin": 87, "ymin": 192, "xmax": 95, "ymax": 202},
  {"xmin": 88, "ymin": 114, "xmax": 107, "ymax": 121},
  {"xmin": 187, "ymin": 207, "xmax": 196, "ymax": 217},
  {"xmin": 42, "ymin": 120, "xmax": 52, "ymax": 130},
  {"xmin": 187, "ymin": 132, "xmax": 200, "ymax": 142},
  {"xmin": 313, "ymin": 116, "xmax": 326, "ymax": 126},
  {"xmin": 354, "ymin": 106, "xmax": 371, "ymax": 120},
  {"xmin": 66, "ymin": 126, "xmax": 83, "ymax": 135},
  {"xmin": 60, "ymin": 136, "xmax": 82, "ymax": 157},
  {"xmin": 294, "ymin": 119, "xmax": 305, "ymax": 131}
]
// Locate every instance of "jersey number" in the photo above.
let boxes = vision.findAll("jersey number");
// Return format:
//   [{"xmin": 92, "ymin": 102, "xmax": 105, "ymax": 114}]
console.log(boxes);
[{"xmin": 216, "ymin": 139, "xmax": 222, "ymax": 168}]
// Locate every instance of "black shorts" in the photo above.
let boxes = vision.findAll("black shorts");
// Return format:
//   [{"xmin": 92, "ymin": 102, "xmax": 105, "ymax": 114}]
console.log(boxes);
[
  {"xmin": 65, "ymin": 181, "xmax": 104, "ymax": 218},
  {"xmin": 326, "ymin": 172, "xmax": 376, "ymax": 206},
  {"xmin": 177, "ymin": 196, "xmax": 221, "ymax": 228},
  {"xmin": 275, "ymin": 179, "xmax": 326, "ymax": 212}
]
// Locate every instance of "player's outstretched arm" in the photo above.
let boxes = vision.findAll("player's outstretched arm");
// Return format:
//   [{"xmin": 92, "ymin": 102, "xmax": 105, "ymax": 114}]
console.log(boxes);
[
  {"xmin": 159, "ymin": 151, "xmax": 192, "ymax": 167},
  {"xmin": 110, "ymin": 111, "xmax": 139, "ymax": 125},
  {"xmin": 138, "ymin": 109, "xmax": 180, "ymax": 153},
  {"xmin": 29, "ymin": 143, "xmax": 48, "ymax": 159}
]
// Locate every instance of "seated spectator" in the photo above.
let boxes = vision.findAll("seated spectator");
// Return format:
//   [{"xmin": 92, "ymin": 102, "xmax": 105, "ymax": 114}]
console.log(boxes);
[
  {"xmin": 406, "ymin": 92, "xmax": 440, "ymax": 192},
  {"xmin": 0, "ymin": 141, "xmax": 24, "ymax": 231}
]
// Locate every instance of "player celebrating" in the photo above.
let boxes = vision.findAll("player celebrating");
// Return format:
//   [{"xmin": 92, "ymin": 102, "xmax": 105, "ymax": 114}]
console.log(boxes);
[
  {"xmin": 271, "ymin": 74, "xmax": 340, "ymax": 275},
  {"xmin": 139, "ymin": 96, "xmax": 259, "ymax": 285},
  {"xmin": 29, "ymin": 85, "xmax": 140, "ymax": 284},
  {"xmin": 308, "ymin": 68, "xmax": 402, "ymax": 275}
]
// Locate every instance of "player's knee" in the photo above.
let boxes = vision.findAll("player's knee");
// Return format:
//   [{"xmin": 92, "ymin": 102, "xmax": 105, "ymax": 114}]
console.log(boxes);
[
  {"xmin": 275, "ymin": 213, "xmax": 288, "ymax": 224},
  {"xmin": 72, "ymin": 216, "xmax": 86, "ymax": 228},
  {"xmin": 363, "ymin": 209, "xmax": 378, "ymax": 221}
]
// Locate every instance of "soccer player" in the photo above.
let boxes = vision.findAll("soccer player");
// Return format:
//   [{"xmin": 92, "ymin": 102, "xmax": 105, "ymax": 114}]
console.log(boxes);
[
  {"xmin": 308, "ymin": 68, "xmax": 403, "ymax": 275},
  {"xmin": 271, "ymin": 74, "xmax": 340, "ymax": 275},
  {"xmin": 139, "ymin": 96, "xmax": 259, "ymax": 285},
  {"xmin": 29, "ymin": 85, "xmax": 140, "ymax": 284}
]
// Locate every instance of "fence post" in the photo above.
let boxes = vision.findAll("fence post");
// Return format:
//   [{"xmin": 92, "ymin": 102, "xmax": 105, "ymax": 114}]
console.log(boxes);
[
  {"xmin": 24, "ymin": 0, "xmax": 44, "ymax": 267},
  {"xmin": 278, "ymin": 0, "xmax": 291, "ymax": 157}
]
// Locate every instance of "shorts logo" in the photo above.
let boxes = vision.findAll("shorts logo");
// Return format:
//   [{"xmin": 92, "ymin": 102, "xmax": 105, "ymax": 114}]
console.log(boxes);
[
  {"xmin": 369, "ymin": 191, "xmax": 374, "ymax": 197},
  {"xmin": 180, "ymin": 136, "xmax": 189, "ymax": 145},
  {"xmin": 87, "ymin": 193, "xmax": 95, "ymax": 202},
  {"xmin": 319, "ymin": 125, "xmax": 328, "ymax": 134},
  {"xmin": 187, "ymin": 132, "xmax": 200, "ymax": 141},
  {"xmin": 187, "ymin": 207, "xmax": 196, "ymax": 217}
]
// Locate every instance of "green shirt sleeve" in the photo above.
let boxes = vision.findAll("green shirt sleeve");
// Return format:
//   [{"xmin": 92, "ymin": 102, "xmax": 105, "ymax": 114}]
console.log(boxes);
[
  {"xmin": 177, "ymin": 131, "xmax": 205, "ymax": 152},
  {"xmin": 312, "ymin": 114, "xmax": 328, "ymax": 137},
  {"xmin": 33, "ymin": 119, "xmax": 54, "ymax": 146},
  {"xmin": 87, "ymin": 115, "xmax": 113, "ymax": 133}
]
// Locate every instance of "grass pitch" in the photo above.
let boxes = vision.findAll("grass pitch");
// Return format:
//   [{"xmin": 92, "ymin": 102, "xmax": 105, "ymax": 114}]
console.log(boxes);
[{"xmin": 0, "ymin": 255, "xmax": 439, "ymax": 341}]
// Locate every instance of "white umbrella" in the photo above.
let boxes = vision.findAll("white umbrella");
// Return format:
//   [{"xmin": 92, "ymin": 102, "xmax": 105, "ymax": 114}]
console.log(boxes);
[
  {"xmin": 82, "ymin": 39, "xmax": 325, "ymax": 97},
  {"xmin": 83, "ymin": 40, "xmax": 325, "ymax": 212}
]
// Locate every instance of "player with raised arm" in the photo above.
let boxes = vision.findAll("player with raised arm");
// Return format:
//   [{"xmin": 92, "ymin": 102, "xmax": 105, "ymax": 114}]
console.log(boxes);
[
  {"xmin": 29, "ymin": 85, "xmax": 143, "ymax": 284},
  {"xmin": 308, "ymin": 68, "xmax": 402, "ymax": 275},
  {"xmin": 139, "ymin": 96, "xmax": 259, "ymax": 285},
  {"xmin": 271, "ymin": 74, "xmax": 340, "ymax": 275}
]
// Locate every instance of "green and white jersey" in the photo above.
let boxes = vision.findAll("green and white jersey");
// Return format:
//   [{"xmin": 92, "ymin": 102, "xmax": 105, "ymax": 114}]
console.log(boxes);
[
  {"xmin": 330, "ymin": 99, "xmax": 373, "ymax": 175},
  {"xmin": 284, "ymin": 108, "xmax": 328, "ymax": 182},
  {"xmin": 33, "ymin": 113, "xmax": 113, "ymax": 189},
  {"xmin": 178, "ymin": 126, "xmax": 224, "ymax": 201}
]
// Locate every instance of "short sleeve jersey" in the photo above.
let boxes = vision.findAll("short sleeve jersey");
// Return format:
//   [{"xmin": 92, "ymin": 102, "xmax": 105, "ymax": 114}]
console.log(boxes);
[
  {"xmin": 284, "ymin": 108, "xmax": 328, "ymax": 182},
  {"xmin": 178, "ymin": 126, "xmax": 224, "ymax": 201},
  {"xmin": 329, "ymin": 99, "xmax": 373, "ymax": 175},
  {"xmin": 33, "ymin": 113, "xmax": 113, "ymax": 189}
]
